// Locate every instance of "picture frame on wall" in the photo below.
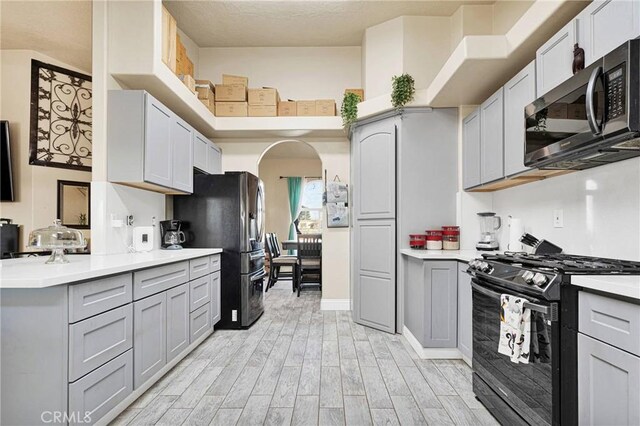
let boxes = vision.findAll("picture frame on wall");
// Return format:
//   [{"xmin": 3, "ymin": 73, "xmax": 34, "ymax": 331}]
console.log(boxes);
[{"xmin": 57, "ymin": 180, "xmax": 91, "ymax": 229}]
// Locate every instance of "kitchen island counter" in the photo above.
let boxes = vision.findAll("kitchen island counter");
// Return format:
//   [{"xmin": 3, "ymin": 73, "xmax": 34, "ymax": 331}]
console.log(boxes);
[
  {"xmin": 0, "ymin": 248, "xmax": 222, "ymax": 288},
  {"xmin": 400, "ymin": 248, "xmax": 496, "ymax": 263},
  {"xmin": 572, "ymin": 275, "xmax": 640, "ymax": 301}
]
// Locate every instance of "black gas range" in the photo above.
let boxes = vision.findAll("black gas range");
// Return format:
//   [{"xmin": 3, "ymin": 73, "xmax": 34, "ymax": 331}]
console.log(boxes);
[{"xmin": 467, "ymin": 252, "xmax": 640, "ymax": 426}]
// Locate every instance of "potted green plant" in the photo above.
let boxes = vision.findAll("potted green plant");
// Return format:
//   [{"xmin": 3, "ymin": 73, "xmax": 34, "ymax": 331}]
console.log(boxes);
[
  {"xmin": 341, "ymin": 92, "xmax": 361, "ymax": 128},
  {"xmin": 391, "ymin": 73, "xmax": 415, "ymax": 111}
]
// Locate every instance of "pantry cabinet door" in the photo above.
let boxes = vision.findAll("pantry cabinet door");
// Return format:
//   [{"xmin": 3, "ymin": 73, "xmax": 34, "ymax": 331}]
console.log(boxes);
[
  {"xmin": 536, "ymin": 20, "xmax": 577, "ymax": 97},
  {"xmin": 504, "ymin": 61, "xmax": 536, "ymax": 177},
  {"xmin": 480, "ymin": 87, "xmax": 504, "ymax": 184},
  {"xmin": 144, "ymin": 95, "xmax": 173, "ymax": 188},
  {"xmin": 171, "ymin": 117, "xmax": 194, "ymax": 193},
  {"xmin": 462, "ymin": 108, "xmax": 481, "ymax": 189}
]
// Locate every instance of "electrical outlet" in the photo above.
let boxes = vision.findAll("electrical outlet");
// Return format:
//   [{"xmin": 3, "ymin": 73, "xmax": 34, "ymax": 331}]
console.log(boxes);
[
  {"xmin": 553, "ymin": 209, "xmax": 564, "ymax": 228},
  {"xmin": 126, "ymin": 215, "xmax": 134, "ymax": 226}
]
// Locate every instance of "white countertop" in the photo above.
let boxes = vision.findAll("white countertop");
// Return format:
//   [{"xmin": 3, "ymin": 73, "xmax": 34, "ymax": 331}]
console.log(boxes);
[
  {"xmin": 572, "ymin": 275, "xmax": 640, "ymax": 301},
  {"xmin": 0, "ymin": 248, "xmax": 222, "ymax": 289},
  {"xmin": 400, "ymin": 248, "xmax": 496, "ymax": 262}
]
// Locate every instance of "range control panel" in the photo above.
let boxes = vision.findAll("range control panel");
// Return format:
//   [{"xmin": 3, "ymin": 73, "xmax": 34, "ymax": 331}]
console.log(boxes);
[{"xmin": 606, "ymin": 64, "xmax": 626, "ymax": 120}]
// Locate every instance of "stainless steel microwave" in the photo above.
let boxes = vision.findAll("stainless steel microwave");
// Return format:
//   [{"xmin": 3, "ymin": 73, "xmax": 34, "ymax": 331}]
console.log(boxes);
[{"xmin": 524, "ymin": 39, "xmax": 640, "ymax": 170}]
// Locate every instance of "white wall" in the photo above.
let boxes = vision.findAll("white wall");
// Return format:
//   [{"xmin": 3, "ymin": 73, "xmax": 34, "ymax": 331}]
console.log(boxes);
[
  {"xmin": 0, "ymin": 50, "xmax": 92, "ymax": 251},
  {"xmin": 197, "ymin": 47, "xmax": 362, "ymax": 102}
]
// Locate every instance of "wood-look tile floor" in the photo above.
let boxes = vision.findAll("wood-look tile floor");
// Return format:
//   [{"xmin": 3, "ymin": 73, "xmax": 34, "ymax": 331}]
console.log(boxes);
[{"xmin": 111, "ymin": 282, "xmax": 498, "ymax": 426}]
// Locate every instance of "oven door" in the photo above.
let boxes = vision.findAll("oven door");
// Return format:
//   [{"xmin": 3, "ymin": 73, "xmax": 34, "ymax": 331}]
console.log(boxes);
[{"xmin": 472, "ymin": 279, "xmax": 559, "ymax": 426}]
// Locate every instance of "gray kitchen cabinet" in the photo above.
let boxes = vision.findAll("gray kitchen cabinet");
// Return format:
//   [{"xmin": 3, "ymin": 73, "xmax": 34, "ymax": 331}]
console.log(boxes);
[
  {"xmin": 166, "ymin": 284, "xmax": 189, "ymax": 363},
  {"xmin": 190, "ymin": 303, "xmax": 212, "ymax": 343},
  {"xmin": 68, "ymin": 273, "xmax": 133, "ymax": 323},
  {"xmin": 190, "ymin": 256, "xmax": 211, "ymax": 280},
  {"xmin": 536, "ymin": 20, "xmax": 577, "ymax": 97},
  {"xmin": 211, "ymin": 271, "xmax": 221, "ymax": 325},
  {"xmin": 133, "ymin": 260, "xmax": 189, "ymax": 300},
  {"xmin": 578, "ymin": 333, "xmax": 640, "ymax": 425},
  {"xmin": 193, "ymin": 132, "xmax": 209, "ymax": 172},
  {"xmin": 504, "ymin": 61, "xmax": 536, "ymax": 177},
  {"xmin": 480, "ymin": 87, "xmax": 504, "ymax": 184},
  {"xmin": 189, "ymin": 275, "xmax": 211, "ymax": 312},
  {"xmin": 107, "ymin": 90, "xmax": 195, "ymax": 194},
  {"xmin": 462, "ymin": 108, "xmax": 481, "ymax": 189},
  {"xmin": 579, "ymin": 0, "xmax": 640, "ymax": 66},
  {"xmin": 207, "ymin": 142, "xmax": 222, "ymax": 174},
  {"xmin": 133, "ymin": 292, "xmax": 167, "ymax": 389},
  {"xmin": 457, "ymin": 262, "xmax": 472, "ymax": 361}
]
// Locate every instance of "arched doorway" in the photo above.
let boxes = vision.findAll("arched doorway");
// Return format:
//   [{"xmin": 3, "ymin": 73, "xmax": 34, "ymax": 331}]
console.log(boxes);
[{"xmin": 257, "ymin": 140, "xmax": 323, "ymax": 244}]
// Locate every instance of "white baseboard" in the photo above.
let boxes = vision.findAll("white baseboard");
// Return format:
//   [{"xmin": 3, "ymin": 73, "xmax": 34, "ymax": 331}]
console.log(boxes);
[
  {"xmin": 402, "ymin": 326, "xmax": 463, "ymax": 360},
  {"xmin": 321, "ymin": 298, "xmax": 351, "ymax": 311}
]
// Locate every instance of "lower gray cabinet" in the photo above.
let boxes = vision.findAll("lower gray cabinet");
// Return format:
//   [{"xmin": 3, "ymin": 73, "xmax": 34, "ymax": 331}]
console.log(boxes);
[
  {"xmin": 457, "ymin": 263, "xmax": 472, "ymax": 361},
  {"xmin": 68, "ymin": 349, "xmax": 133, "ymax": 426},
  {"xmin": 190, "ymin": 303, "xmax": 211, "ymax": 343},
  {"xmin": 134, "ymin": 292, "xmax": 167, "ymax": 389},
  {"xmin": 211, "ymin": 271, "xmax": 221, "ymax": 325},
  {"xmin": 166, "ymin": 284, "xmax": 189, "ymax": 363},
  {"xmin": 578, "ymin": 333, "xmax": 640, "ymax": 425}
]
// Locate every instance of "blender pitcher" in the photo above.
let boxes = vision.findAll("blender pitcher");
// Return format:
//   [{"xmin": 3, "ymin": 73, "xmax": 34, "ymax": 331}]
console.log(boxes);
[{"xmin": 476, "ymin": 212, "xmax": 501, "ymax": 251}]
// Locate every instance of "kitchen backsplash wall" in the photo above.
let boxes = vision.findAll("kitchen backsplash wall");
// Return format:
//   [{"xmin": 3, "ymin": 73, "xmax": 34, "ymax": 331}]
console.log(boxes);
[{"xmin": 491, "ymin": 158, "xmax": 640, "ymax": 260}]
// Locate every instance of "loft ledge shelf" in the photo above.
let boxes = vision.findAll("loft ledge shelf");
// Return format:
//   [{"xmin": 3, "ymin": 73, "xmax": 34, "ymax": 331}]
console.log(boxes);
[{"xmin": 213, "ymin": 116, "xmax": 345, "ymax": 139}]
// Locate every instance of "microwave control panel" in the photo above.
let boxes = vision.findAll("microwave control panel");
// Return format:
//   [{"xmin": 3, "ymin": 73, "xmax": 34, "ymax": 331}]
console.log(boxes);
[{"xmin": 606, "ymin": 65, "xmax": 626, "ymax": 120}]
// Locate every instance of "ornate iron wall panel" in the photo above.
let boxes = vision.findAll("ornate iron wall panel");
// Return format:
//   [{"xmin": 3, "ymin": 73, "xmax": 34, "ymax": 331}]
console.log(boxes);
[{"xmin": 29, "ymin": 59, "xmax": 92, "ymax": 171}]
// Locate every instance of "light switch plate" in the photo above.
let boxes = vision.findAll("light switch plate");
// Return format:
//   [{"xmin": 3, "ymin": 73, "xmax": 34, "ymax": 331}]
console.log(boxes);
[{"xmin": 553, "ymin": 209, "xmax": 564, "ymax": 228}]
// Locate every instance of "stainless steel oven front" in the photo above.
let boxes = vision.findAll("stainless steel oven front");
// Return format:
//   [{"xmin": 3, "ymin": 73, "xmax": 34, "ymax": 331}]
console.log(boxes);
[{"xmin": 471, "ymin": 278, "xmax": 560, "ymax": 426}]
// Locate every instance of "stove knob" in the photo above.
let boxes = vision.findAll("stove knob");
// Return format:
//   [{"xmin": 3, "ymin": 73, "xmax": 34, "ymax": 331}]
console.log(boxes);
[
  {"xmin": 532, "ymin": 273, "xmax": 548, "ymax": 287},
  {"xmin": 479, "ymin": 262, "xmax": 492, "ymax": 273},
  {"xmin": 522, "ymin": 271, "xmax": 535, "ymax": 283}
]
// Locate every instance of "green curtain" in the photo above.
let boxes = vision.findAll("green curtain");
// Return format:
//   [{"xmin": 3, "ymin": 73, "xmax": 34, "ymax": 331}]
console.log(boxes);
[{"xmin": 287, "ymin": 177, "xmax": 304, "ymax": 246}]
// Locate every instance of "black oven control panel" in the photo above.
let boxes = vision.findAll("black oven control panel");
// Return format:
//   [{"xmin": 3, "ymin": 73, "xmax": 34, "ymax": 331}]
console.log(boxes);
[{"xmin": 606, "ymin": 64, "xmax": 626, "ymax": 120}]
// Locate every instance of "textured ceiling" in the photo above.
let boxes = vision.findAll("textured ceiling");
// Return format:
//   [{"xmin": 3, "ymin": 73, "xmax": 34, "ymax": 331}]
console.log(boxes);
[
  {"xmin": 164, "ymin": 0, "xmax": 495, "ymax": 47},
  {"xmin": 0, "ymin": 0, "xmax": 92, "ymax": 72},
  {"xmin": 262, "ymin": 141, "xmax": 321, "ymax": 159}
]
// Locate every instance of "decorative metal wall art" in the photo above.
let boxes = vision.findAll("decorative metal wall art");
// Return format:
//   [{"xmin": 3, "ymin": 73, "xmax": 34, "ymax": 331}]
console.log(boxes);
[{"xmin": 29, "ymin": 60, "xmax": 92, "ymax": 171}]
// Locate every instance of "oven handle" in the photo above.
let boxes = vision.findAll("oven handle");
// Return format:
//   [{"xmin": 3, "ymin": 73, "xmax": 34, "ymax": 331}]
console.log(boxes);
[{"xmin": 471, "ymin": 281, "xmax": 553, "ymax": 316}]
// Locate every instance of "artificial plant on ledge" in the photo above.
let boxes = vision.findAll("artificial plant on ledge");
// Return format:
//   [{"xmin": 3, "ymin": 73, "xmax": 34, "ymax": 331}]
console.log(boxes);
[
  {"xmin": 391, "ymin": 73, "xmax": 415, "ymax": 111},
  {"xmin": 341, "ymin": 92, "xmax": 361, "ymax": 128}
]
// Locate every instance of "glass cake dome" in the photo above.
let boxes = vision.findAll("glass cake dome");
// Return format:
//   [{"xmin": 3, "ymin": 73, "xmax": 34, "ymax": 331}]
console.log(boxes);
[{"xmin": 28, "ymin": 219, "xmax": 86, "ymax": 264}]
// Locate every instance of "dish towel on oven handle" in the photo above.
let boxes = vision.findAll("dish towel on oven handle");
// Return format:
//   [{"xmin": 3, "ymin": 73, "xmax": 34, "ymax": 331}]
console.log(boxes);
[{"xmin": 498, "ymin": 294, "xmax": 531, "ymax": 364}]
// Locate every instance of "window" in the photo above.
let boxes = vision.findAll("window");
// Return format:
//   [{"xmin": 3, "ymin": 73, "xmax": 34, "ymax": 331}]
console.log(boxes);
[{"xmin": 298, "ymin": 178, "xmax": 323, "ymax": 234}]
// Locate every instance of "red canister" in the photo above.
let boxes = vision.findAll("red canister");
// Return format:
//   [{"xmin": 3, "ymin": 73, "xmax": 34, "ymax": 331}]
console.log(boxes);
[
  {"xmin": 409, "ymin": 234, "xmax": 427, "ymax": 249},
  {"xmin": 425, "ymin": 230, "xmax": 443, "ymax": 250},
  {"xmin": 441, "ymin": 226, "xmax": 460, "ymax": 250}
]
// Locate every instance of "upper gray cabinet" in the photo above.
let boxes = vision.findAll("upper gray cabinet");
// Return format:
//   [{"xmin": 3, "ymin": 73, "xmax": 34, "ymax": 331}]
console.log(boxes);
[
  {"xmin": 462, "ymin": 108, "xmax": 481, "ymax": 190},
  {"xmin": 108, "ymin": 90, "xmax": 195, "ymax": 194},
  {"xmin": 579, "ymin": 0, "xmax": 640, "ymax": 66},
  {"xmin": 504, "ymin": 61, "xmax": 536, "ymax": 177},
  {"xmin": 480, "ymin": 87, "xmax": 504, "ymax": 184},
  {"xmin": 536, "ymin": 20, "xmax": 576, "ymax": 98},
  {"xmin": 194, "ymin": 132, "xmax": 222, "ymax": 175},
  {"xmin": 207, "ymin": 143, "xmax": 222, "ymax": 175}
]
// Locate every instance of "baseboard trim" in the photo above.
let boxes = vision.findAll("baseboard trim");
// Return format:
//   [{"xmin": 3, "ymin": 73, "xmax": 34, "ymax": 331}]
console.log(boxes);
[
  {"xmin": 402, "ymin": 326, "xmax": 463, "ymax": 360},
  {"xmin": 321, "ymin": 298, "xmax": 351, "ymax": 311}
]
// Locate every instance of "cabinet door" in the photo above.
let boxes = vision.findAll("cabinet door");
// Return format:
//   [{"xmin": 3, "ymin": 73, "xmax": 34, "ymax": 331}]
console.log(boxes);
[
  {"xmin": 193, "ymin": 132, "xmax": 208, "ymax": 173},
  {"xmin": 353, "ymin": 120, "xmax": 396, "ymax": 220},
  {"xmin": 504, "ymin": 61, "xmax": 536, "ymax": 177},
  {"xmin": 353, "ymin": 219, "xmax": 396, "ymax": 333},
  {"xmin": 211, "ymin": 271, "xmax": 221, "ymax": 325},
  {"xmin": 171, "ymin": 117, "xmax": 194, "ymax": 193},
  {"xmin": 144, "ymin": 95, "xmax": 173, "ymax": 188},
  {"xmin": 133, "ymin": 292, "xmax": 166, "ymax": 389},
  {"xmin": 480, "ymin": 87, "xmax": 504, "ymax": 184},
  {"xmin": 580, "ymin": 0, "xmax": 640, "ymax": 66},
  {"xmin": 423, "ymin": 261, "xmax": 457, "ymax": 348},
  {"xmin": 462, "ymin": 108, "xmax": 481, "ymax": 189},
  {"xmin": 578, "ymin": 333, "xmax": 640, "ymax": 425},
  {"xmin": 207, "ymin": 143, "xmax": 222, "ymax": 175},
  {"xmin": 166, "ymin": 284, "xmax": 189, "ymax": 363},
  {"xmin": 536, "ymin": 20, "xmax": 577, "ymax": 97},
  {"xmin": 457, "ymin": 263, "xmax": 472, "ymax": 361}
]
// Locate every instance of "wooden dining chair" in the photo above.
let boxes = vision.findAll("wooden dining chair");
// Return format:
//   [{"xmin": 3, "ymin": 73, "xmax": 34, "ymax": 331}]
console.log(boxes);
[
  {"xmin": 265, "ymin": 233, "xmax": 298, "ymax": 292},
  {"xmin": 296, "ymin": 234, "xmax": 322, "ymax": 297}
]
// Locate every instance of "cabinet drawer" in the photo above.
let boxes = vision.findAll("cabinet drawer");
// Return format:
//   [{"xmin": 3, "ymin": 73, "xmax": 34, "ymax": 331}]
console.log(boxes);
[
  {"xmin": 189, "ymin": 256, "xmax": 211, "ymax": 280},
  {"xmin": 69, "ymin": 274, "xmax": 133, "ymax": 323},
  {"xmin": 68, "ymin": 349, "xmax": 133, "ymax": 426},
  {"xmin": 579, "ymin": 291, "xmax": 640, "ymax": 356},
  {"xmin": 210, "ymin": 254, "xmax": 221, "ymax": 272},
  {"xmin": 190, "ymin": 275, "xmax": 211, "ymax": 312},
  {"xmin": 69, "ymin": 304, "xmax": 133, "ymax": 382},
  {"xmin": 133, "ymin": 261, "xmax": 189, "ymax": 300},
  {"xmin": 190, "ymin": 303, "xmax": 211, "ymax": 343}
]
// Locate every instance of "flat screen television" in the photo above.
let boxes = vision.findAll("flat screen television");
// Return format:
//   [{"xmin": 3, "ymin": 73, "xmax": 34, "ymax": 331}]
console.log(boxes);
[{"xmin": 1, "ymin": 120, "xmax": 15, "ymax": 201}]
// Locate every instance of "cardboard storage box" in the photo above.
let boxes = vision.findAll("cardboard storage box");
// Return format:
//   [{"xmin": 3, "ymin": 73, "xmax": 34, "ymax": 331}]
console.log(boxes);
[
  {"xmin": 195, "ymin": 80, "xmax": 215, "ymax": 102},
  {"xmin": 248, "ymin": 105, "xmax": 277, "ymax": 117},
  {"xmin": 278, "ymin": 101, "xmax": 297, "ymax": 116},
  {"xmin": 178, "ymin": 74, "xmax": 196, "ymax": 93},
  {"xmin": 248, "ymin": 88, "xmax": 280, "ymax": 106},
  {"xmin": 176, "ymin": 35, "xmax": 194, "ymax": 77},
  {"xmin": 316, "ymin": 99, "xmax": 336, "ymax": 116},
  {"xmin": 296, "ymin": 100, "xmax": 316, "ymax": 116},
  {"xmin": 216, "ymin": 102, "xmax": 248, "ymax": 117},
  {"xmin": 345, "ymin": 89, "xmax": 364, "ymax": 101},
  {"xmin": 215, "ymin": 84, "xmax": 247, "ymax": 101},
  {"xmin": 200, "ymin": 98, "xmax": 216, "ymax": 115},
  {"xmin": 161, "ymin": 6, "xmax": 177, "ymax": 73},
  {"xmin": 222, "ymin": 74, "xmax": 248, "ymax": 86}
]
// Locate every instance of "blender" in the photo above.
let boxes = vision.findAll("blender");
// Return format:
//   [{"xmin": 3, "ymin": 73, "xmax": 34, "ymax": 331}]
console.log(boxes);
[{"xmin": 476, "ymin": 212, "xmax": 501, "ymax": 251}]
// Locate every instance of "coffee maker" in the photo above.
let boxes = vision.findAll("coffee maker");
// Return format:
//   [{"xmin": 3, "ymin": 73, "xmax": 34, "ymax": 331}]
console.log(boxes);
[{"xmin": 160, "ymin": 220, "xmax": 186, "ymax": 250}]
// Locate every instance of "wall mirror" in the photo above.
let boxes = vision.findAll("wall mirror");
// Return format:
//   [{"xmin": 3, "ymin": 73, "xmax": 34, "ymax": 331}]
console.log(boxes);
[{"xmin": 57, "ymin": 180, "xmax": 90, "ymax": 229}]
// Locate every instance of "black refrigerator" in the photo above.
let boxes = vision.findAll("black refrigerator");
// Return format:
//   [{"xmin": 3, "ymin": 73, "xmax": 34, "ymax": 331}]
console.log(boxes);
[{"xmin": 174, "ymin": 172, "xmax": 266, "ymax": 329}]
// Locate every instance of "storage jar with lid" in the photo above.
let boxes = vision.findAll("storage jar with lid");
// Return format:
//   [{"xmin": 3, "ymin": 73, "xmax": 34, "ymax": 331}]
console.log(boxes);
[
  {"xmin": 409, "ymin": 234, "xmax": 427, "ymax": 249},
  {"xmin": 442, "ymin": 226, "xmax": 460, "ymax": 250},
  {"xmin": 425, "ymin": 230, "xmax": 443, "ymax": 250}
]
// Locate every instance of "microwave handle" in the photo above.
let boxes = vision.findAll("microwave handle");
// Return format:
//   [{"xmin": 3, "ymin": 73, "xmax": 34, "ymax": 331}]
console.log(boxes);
[{"xmin": 586, "ymin": 66, "xmax": 604, "ymax": 135}]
